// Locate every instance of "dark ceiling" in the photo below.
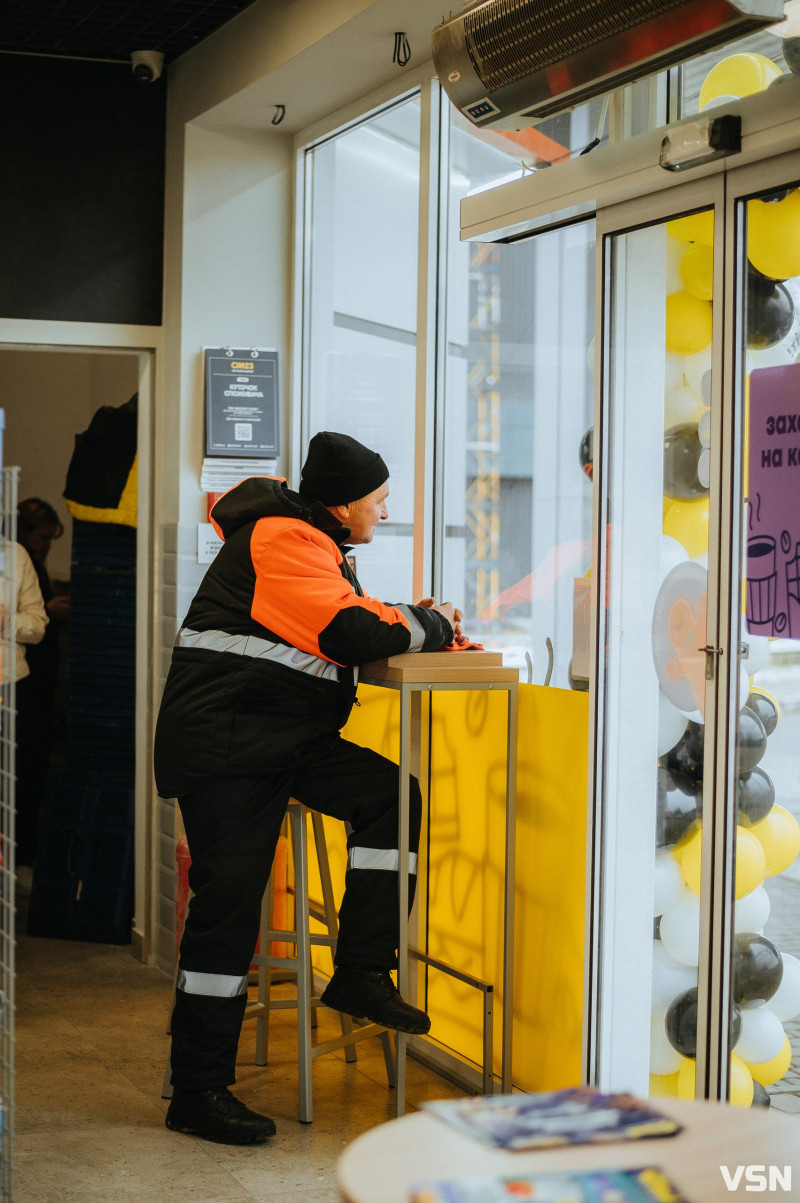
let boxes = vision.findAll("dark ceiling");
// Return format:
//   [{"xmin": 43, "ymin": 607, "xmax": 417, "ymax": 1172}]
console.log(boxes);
[{"xmin": 1, "ymin": 0, "xmax": 261, "ymax": 64}]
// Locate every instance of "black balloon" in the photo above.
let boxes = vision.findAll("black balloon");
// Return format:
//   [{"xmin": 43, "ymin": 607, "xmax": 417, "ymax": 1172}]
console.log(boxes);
[
  {"xmin": 751, "ymin": 1081, "xmax": 771, "ymax": 1108},
  {"xmin": 747, "ymin": 273, "xmax": 795, "ymax": 350},
  {"xmin": 737, "ymin": 706, "xmax": 768, "ymax": 775},
  {"xmin": 665, "ymin": 987, "xmax": 742, "ymax": 1058},
  {"xmin": 665, "ymin": 987, "xmax": 698, "ymax": 1057},
  {"xmin": 782, "ymin": 37, "xmax": 800, "ymax": 76},
  {"xmin": 660, "ymin": 723, "xmax": 704, "ymax": 795},
  {"xmin": 664, "ymin": 423, "xmax": 707, "ymax": 499},
  {"xmin": 579, "ymin": 427, "xmax": 593, "ymax": 482},
  {"xmin": 656, "ymin": 765, "xmax": 700, "ymax": 848},
  {"xmin": 737, "ymin": 766, "xmax": 775, "ymax": 827},
  {"xmin": 746, "ymin": 690, "xmax": 778, "ymax": 737},
  {"xmin": 733, "ymin": 933, "xmax": 783, "ymax": 1006}
]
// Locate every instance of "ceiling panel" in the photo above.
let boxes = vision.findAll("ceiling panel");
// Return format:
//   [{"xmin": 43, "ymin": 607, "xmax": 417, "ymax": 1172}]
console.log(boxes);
[{"xmin": 1, "ymin": 0, "xmax": 261, "ymax": 63}]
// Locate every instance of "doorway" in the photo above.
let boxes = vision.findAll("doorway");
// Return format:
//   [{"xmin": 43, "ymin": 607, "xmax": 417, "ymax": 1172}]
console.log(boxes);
[
  {"xmin": 0, "ymin": 344, "xmax": 154, "ymax": 955},
  {"xmin": 590, "ymin": 153, "xmax": 800, "ymax": 1110}
]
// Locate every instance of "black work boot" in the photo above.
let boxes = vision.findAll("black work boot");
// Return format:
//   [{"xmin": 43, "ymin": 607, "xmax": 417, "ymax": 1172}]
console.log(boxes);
[
  {"xmin": 321, "ymin": 967, "xmax": 431, "ymax": 1035},
  {"xmin": 165, "ymin": 1087, "xmax": 276, "ymax": 1145}
]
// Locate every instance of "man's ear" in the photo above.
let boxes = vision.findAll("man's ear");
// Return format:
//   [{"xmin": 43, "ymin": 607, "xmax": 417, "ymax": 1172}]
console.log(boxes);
[{"xmin": 327, "ymin": 502, "xmax": 350, "ymax": 524}]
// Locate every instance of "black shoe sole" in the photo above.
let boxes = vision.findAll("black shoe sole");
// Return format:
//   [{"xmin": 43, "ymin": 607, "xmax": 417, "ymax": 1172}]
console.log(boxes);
[
  {"xmin": 165, "ymin": 1115, "xmax": 275, "ymax": 1145},
  {"xmin": 320, "ymin": 994, "xmax": 431, "ymax": 1036}
]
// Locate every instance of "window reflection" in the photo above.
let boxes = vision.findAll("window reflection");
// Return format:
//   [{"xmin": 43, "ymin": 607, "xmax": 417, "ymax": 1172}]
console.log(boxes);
[{"xmin": 442, "ymin": 112, "xmax": 595, "ymax": 684}]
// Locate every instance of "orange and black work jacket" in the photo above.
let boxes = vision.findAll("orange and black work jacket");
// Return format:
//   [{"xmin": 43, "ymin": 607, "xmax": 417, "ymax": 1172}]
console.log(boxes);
[{"xmin": 153, "ymin": 477, "xmax": 453, "ymax": 798}]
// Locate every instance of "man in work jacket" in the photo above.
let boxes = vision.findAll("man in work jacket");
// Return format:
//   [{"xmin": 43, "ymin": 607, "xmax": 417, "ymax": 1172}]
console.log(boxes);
[{"xmin": 154, "ymin": 431, "xmax": 459, "ymax": 1146}]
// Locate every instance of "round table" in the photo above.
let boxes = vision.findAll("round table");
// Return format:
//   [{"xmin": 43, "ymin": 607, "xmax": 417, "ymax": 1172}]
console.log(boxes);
[{"xmin": 336, "ymin": 1096, "xmax": 800, "ymax": 1202}]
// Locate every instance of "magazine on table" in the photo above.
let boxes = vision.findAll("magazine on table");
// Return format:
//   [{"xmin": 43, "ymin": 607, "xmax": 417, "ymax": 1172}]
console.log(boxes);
[
  {"xmin": 423, "ymin": 1087, "xmax": 682, "ymax": 1151},
  {"xmin": 409, "ymin": 1164, "xmax": 690, "ymax": 1202}
]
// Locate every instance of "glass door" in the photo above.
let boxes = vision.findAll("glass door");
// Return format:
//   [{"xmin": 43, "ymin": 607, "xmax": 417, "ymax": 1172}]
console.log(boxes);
[
  {"xmin": 592, "ymin": 153, "xmax": 800, "ymax": 1111},
  {"xmin": 726, "ymin": 153, "xmax": 800, "ymax": 1114},
  {"xmin": 591, "ymin": 182, "xmax": 726, "ymax": 1100}
]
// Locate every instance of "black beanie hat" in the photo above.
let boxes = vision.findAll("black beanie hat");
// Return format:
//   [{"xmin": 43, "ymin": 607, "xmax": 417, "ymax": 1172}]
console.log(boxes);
[{"xmin": 299, "ymin": 431, "xmax": 389, "ymax": 505}]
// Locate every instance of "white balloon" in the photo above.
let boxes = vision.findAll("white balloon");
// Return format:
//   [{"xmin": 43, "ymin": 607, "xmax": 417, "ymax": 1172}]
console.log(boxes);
[
  {"xmin": 766, "ymin": 952, "xmax": 800, "ymax": 1022},
  {"xmin": 664, "ymin": 383, "xmax": 704, "ymax": 428},
  {"xmin": 747, "ymin": 338, "xmax": 798, "ymax": 372},
  {"xmin": 657, "ymin": 690, "xmax": 689, "ymax": 757},
  {"xmin": 684, "ymin": 348, "xmax": 712, "ymax": 397},
  {"xmin": 697, "ymin": 448, "xmax": 710, "ymax": 489},
  {"xmin": 651, "ymin": 939, "xmax": 698, "ymax": 1016},
  {"xmin": 741, "ymin": 635, "xmax": 771, "ymax": 678},
  {"xmin": 734, "ymin": 1004, "xmax": 785, "ymax": 1064},
  {"xmin": 698, "ymin": 408, "xmax": 711, "ymax": 448},
  {"xmin": 664, "ymin": 352, "xmax": 685, "ymax": 394},
  {"xmin": 650, "ymin": 1016, "xmax": 683, "ymax": 1075},
  {"xmin": 659, "ymin": 890, "xmax": 701, "ymax": 967},
  {"xmin": 735, "ymin": 884, "xmax": 771, "ymax": 933},
  {"xmin": 666, "ymin": 235, "xmax": 690, "ymax": 292},
  {"xmin": 655, "ymin": 852, "xmax": 684, "ymax": 916},
  {"xmin": 739, "ymin": 664, "xmax": 752, "ymax": 710},
  {"xmin": 700, "ymin": 92, "xmax": 742, "ymax": 111},
  {"xmin": 661, "ymin": 535, "xmax": 689, "ymax": 578}
]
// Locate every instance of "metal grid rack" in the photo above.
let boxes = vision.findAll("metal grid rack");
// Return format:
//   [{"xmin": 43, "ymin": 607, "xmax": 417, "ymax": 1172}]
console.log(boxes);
[{"xmin": 0, "ymin": 462, "xmax": 19, "ymax": 1201}]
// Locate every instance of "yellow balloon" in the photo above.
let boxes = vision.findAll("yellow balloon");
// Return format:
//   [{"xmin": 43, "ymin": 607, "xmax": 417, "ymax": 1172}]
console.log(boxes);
[
  {"xmin": 676, "ymin": 1056, "xmax": 696, "ymax": 1099},
  {"xmin": 735, "ymin": 827, "xmax": 768, "ymax": 898},
  {"xmin": 748, "ymin": 189, "xmax": 800, "ymax": 280},
  {"xmin": 699, "ymin": 52, "xmax": 782, "ymax": 110},
  {"xmin": 649, "ymin": 1071, "xmax": 680, "ymax": 1098},
  {"xmin": 680, "ymin": 1052, "xmax": 755, "ymax": 1104},
  {"xmin": 666, "ymin": 291, "xmax": 713, "ymax": 355},
  {"xmin": 746, "ymin": 1032, "xmax": 792, "ymax": 1086},
  {"xmin": 663, "ymin": 496, "xmax": 709, "ymax": 559},
  {"xmin": 730, "ymin": 1052, "xmax": 755, "ymax": 1107},
  {"xmin": 750, "ymin": 805, "xmax": 800, "ymax": 877},
  {"xmin": 678, "ymin": 826, "xmax": 703, "ymax": 893},
  {"xmin": 680, "ymin": 243, "xmax": 714, "ymax": 301},
  {"xmin": 680, "ymin": 825, "xmax": 765, "ymax": 899},
  {"xmin": 668, "ymin": 211, "xmax": 714, "ymax": 246}
]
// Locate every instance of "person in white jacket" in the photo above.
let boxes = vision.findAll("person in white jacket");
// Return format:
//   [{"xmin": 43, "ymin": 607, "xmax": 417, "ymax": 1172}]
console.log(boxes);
[{"xmin": 2, "ymin": 542, "xmax": 48, "ymax": 892}]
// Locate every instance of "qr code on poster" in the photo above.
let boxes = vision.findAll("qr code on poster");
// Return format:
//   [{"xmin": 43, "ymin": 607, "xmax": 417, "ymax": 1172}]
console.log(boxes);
[{"xmin": 234, "ymin": 423, "xmax": 253, "ymax": 441}]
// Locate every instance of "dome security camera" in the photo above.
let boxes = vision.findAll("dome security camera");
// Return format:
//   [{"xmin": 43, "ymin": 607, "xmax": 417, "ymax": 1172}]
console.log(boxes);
[{"xmin": 131, "ymin": 50, "xmax": 164, "ymax": 83}]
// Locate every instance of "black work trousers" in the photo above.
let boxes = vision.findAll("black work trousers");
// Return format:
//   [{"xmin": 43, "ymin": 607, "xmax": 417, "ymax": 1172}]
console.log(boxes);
[{"xmin": 170, "ymin": 732, "xmax": 421, "ymax": 1090}]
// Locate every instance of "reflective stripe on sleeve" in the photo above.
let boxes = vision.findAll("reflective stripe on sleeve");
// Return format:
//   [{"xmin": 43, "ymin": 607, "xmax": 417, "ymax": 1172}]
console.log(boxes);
[
  {"xmin": 177, "ymin": 970, "xmax": 249, "ymax": 998},
  {"xmin": 177, "ymin": 627, "xmax": 340, "ymax": 681},
  {"xmin": 395, "ymin": 605, "xmax": 426, "ymax": 652},
  {"xmin": 348, "ymin": 847, "xmax": 418, "ymax": 874}
]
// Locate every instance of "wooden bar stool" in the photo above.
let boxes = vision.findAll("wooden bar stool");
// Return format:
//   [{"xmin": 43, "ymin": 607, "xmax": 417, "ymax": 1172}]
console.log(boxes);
[{"xmin": 250, "ymin": 800, "xmax": 395, "ymax": 1123}]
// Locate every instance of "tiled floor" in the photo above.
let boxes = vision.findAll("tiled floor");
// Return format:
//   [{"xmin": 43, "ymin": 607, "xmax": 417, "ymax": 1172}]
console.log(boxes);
[{"xmin": 13, "ymin": 903, "xmax": 464, "ymax": 1203}]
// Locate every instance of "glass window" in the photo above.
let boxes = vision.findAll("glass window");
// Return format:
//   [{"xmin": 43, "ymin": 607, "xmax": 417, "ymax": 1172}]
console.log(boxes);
[
  {"xmin": 302, "ymin": 98, "xmax": 421, "ymax": 599},
  {"xmin": 452, "ymin": 96, "xmax": 611, "ymax": 198},
  {"xmin": 440, "ymin": 109, "xmax": 596, "ymax": 684},
  {"xmin": 677, "ymin": 28, "xmax": 788, "ymax": 117}
]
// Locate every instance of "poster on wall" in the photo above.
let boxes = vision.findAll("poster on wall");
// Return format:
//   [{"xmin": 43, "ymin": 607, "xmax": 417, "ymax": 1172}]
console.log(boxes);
[
  {"xmin": 204, "ymin": 347, "xmax": 279, "ymax": 458},
  {"xmin": 746, "ymin": 362, "xmax": 800, "ymax": 638}
]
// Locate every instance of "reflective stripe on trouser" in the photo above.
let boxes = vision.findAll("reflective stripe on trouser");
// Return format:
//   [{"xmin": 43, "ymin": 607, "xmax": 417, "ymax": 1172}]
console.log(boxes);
[{"xmin": 169, "ymin": 733, "xmax": 422, "ymax": 1090}]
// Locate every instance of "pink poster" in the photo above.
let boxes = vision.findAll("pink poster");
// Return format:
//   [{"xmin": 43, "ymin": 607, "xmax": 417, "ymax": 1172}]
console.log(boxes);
[{"xmin": 746, "ymin": 363, "xmax": 800, "ymax": 637}]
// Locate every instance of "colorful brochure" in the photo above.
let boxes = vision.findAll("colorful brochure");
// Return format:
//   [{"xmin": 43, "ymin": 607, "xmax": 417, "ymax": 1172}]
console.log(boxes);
[
  {"xmin": 423, "ymin": 1088, "xmax": 682, "ymax": 1151},
  {"xmin": 409, "ymin": 1164, "xmax": 690, "ymax": 1202}
]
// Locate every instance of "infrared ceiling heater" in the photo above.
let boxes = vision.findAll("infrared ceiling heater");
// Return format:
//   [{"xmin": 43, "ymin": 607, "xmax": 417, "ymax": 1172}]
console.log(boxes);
[{"xmin": 432, "ymin": 0, "xmax": 786, "ymax": 127}]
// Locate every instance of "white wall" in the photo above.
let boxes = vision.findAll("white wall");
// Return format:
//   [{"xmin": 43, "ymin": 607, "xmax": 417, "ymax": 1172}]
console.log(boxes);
[{"xmin": 0, "ymin": 349, "xmax": 139, "ymax": 580}]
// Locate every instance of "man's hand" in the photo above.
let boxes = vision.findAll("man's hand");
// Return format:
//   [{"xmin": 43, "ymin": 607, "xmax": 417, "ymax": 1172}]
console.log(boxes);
[{"xmin": 416, "ymin": 597, "xmax": 463, "ymax": 639}]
